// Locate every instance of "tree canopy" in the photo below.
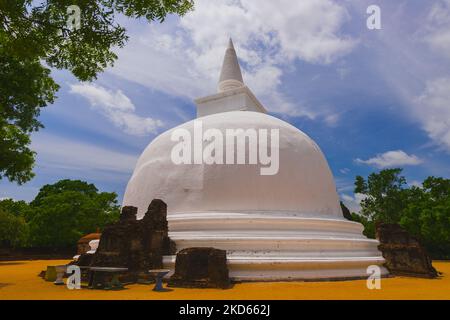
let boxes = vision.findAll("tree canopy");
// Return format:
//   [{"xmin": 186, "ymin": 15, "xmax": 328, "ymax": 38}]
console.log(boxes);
[
  {"xmin": 354, "ymin": 168, "xmax": 409, "ymax": 224},
  {"xmin": 0, "ymin": 207, "xmax": 29, "ymax": 248},
  {"xmin": 28, "ymin": 179, "xmax": 120, "ymax": 247},
  {"xmin": 0, "ymin": 179, "xmax": 120, "ymax": 248},
  {"xmin": 0, "ymin": 197, "xmax": 30, "ymax": 217},
  {"xmin": 0, "ymin": 0, "xmax": 194, "ymax": 184},
  {"xmin": 400, "ymin": 177, "xmax": 450, "ymax": 259},
  {"xmin": 350, "ymin": 169, "xmax": 450, "ymax": 259}
]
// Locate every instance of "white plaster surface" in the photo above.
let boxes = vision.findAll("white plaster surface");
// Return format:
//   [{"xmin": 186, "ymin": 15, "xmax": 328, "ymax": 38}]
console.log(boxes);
[
  {"xmin": 218, "ymin": 39, "xmax": 244, "ymax": 92},
  {"xmin": 195, "ymin": 86, "xmax": 267, "ymax": 117},
  {"xmin": 121, "ymin": 40, "xmax": 387, "ymax": 281},
  {"xmin": 122, "ymin": 111, "xmax": 387, "ymax": 280},
  {"xmin": 123, "ymin": 111, "xmax": 342, "ymax": 219}
]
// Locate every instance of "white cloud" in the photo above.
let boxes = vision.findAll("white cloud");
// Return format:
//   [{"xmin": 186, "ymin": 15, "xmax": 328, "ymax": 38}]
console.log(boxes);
[
  {"xmin": 424, "ymin": 0, "xmax": 450, "ymax": 60},
  {"xmin": 110, "ymin": 0, "xmax": 356, "ymax": 117},
  {"xmin": 181, "ymin": 0, "xmax": 356, "ymax": 64},
  {"xmin": 323, "ymin": 112, "xmax": 341, "ymax": 127},
  {"xmin": 409, "ymin": 180, "xmax": 422, "ymax": 188},
  {"xmin": 32, "ymin": 133, "xmax": 138, "ymax": 175},
  {"xmin": 341, "ymin": 193, "xmax": 366, "ymax": 213},
  {"xmin": 69, "ymin": 83, "xmax": 164, "ymax": 136},
  {"xmin": 362, "ymin": 1, "xmax": 450, "ymax": 156},
  {"xmin": 372, "ymin": 1, "xmax": 450, "ymax": 155},
  {"xmin": 355, "ymin": 150, "xmax": 423, "ymax": 169},
  {"xmin": 414, "ymin": 77, "xmax": 450, "ymax": 153}
]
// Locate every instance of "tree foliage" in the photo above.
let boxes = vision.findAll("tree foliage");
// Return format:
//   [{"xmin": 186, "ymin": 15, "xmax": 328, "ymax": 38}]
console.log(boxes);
[
  {"xmin": 400, "ymin": 177, "xmax": 450, "ymax": 259},
  {"xmin": 31, "ymin": 178, "xmax": 100, "ymax": 206},
  {"xmin": 28, "ymin": 179, "xmax": 120, "ymax": 247},
  {"xmin": 0, "ymin": 197, "xmax": 30, "ymax": 217},
  {"xmin": 354, "ymin": 168, "xmax": 408, "ymax": 223},
  {"xmin": 0, "ymin": 179, "xmax": 120, "ymax": 248},
  {"xmin": 0, "ymin": 0, "xmax": 194, "ymax": 184},
  {"xmin": 350, "ymin": 169, "xmax": 450, "ymax": 259},
  {"xmin": 0, "ymin": 208, "xmax": 29, "ymax": 248}
]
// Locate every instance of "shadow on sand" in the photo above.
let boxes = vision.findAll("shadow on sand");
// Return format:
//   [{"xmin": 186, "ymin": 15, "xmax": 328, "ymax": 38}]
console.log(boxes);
[{"xmin": 0, "ymin": 261, "xmax": 25, "ymax": 267}]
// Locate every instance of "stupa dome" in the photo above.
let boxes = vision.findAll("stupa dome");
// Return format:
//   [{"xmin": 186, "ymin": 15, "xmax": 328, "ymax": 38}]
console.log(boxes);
[
  {"xmin": 122, "ymin": 39, "xmax": 387, "ymax": 280},
  {"xmin": 124, "ymin": 111, "xmax": 342, "ymax": 219}
]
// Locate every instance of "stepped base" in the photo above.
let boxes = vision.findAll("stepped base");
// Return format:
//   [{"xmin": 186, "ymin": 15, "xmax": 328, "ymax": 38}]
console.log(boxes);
[
  {"xmin": 164, "ymin": 212, "xmax": 388, "ymax": 281},
  {"xmin": 163, "ymin": 255, "xmax": 388, "ymax": 281}
]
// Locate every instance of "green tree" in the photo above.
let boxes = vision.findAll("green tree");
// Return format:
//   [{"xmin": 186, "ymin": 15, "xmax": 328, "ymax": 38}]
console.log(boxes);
[
  {"xmin": 0, "ymin": 0, "xmax": 194, "ymax": 184},
  {"xmin": 400, "ymin": 177, "xmax": 450, "ymax": 259},
  {"xmin": 0, "ymin": 198, "xmax": 31, "ymax": 218},
  {"xmin": 28, "ymin": 179, "xmax": 120, "ymax": 247},
  {"xmin": 31, "ymin": 178, "xmax": 99, "ymax": 206},
  {"xmin": 349, "ymin": 212, "xmax": 376, "ymax": 239},
  {"xmin": 355, "ymin": 168, "xmax": 409, "ymax": 224},
  {"xmin": 353, "ymin": 170, "xmax": 450, "ymax": 259},
  {"xmin": 0, "ymin": 208, "xmax": 29, "ymax": 248}
]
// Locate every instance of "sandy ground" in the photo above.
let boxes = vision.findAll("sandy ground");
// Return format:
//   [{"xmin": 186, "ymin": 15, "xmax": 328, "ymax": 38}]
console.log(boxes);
[{"xmin": 0, "ymin": 260, "xmax": 449, "ymax": 300}]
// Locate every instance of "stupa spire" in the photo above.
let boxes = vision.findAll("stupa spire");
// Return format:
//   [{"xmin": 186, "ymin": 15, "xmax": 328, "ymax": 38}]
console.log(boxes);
[
  {"xmin": 195, "ymin": 38, "xmax": 267, "ymax": 117},
  {"xmin": 218, "ymin": 38, "xmax": 244, "ymax": 92}
]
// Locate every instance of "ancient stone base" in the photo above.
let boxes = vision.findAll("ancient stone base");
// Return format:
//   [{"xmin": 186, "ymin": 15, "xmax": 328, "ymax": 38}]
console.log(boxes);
[
  {"xmin": 76, "ymin": 253, "xmax": 94, "ymax": 267},
  {"xmin": 377, "ymin": 223, "xmax": 438, "ymax": 278},
  {"xmin": 84, "ymin": 199, "xmax": 176, "ymax": 282},
  {"xmin": 168, "ymin": 247, "xmax": 230, "ymax": 289}
]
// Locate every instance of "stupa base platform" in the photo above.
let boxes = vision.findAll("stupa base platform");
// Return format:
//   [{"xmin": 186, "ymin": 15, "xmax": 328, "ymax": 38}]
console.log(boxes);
[
  {"xmin": 163, "ymin": 255, "xmax": 388, "ymax": 281},
  {"xmin": 162, "ymin": 212, "xmax": 388, "ymax": 281}
]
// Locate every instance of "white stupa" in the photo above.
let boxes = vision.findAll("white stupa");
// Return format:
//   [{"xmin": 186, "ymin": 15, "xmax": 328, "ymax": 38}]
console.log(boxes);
[{"xmin": 123, "ymin": 39, "xmax": 388, "ymax": 280}]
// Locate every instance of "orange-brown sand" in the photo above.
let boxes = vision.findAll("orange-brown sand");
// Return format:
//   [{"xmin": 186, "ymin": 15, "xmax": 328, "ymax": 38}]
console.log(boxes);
[{"xmin": 0, "ymin": 260, "xmax": 449, "ymax": 300}]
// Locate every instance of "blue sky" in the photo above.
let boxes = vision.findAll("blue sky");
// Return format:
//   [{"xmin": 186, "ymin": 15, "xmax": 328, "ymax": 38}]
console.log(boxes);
[{"xmin": 2, "ymin": 0, "xmax": 450, "ymax": 212}]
